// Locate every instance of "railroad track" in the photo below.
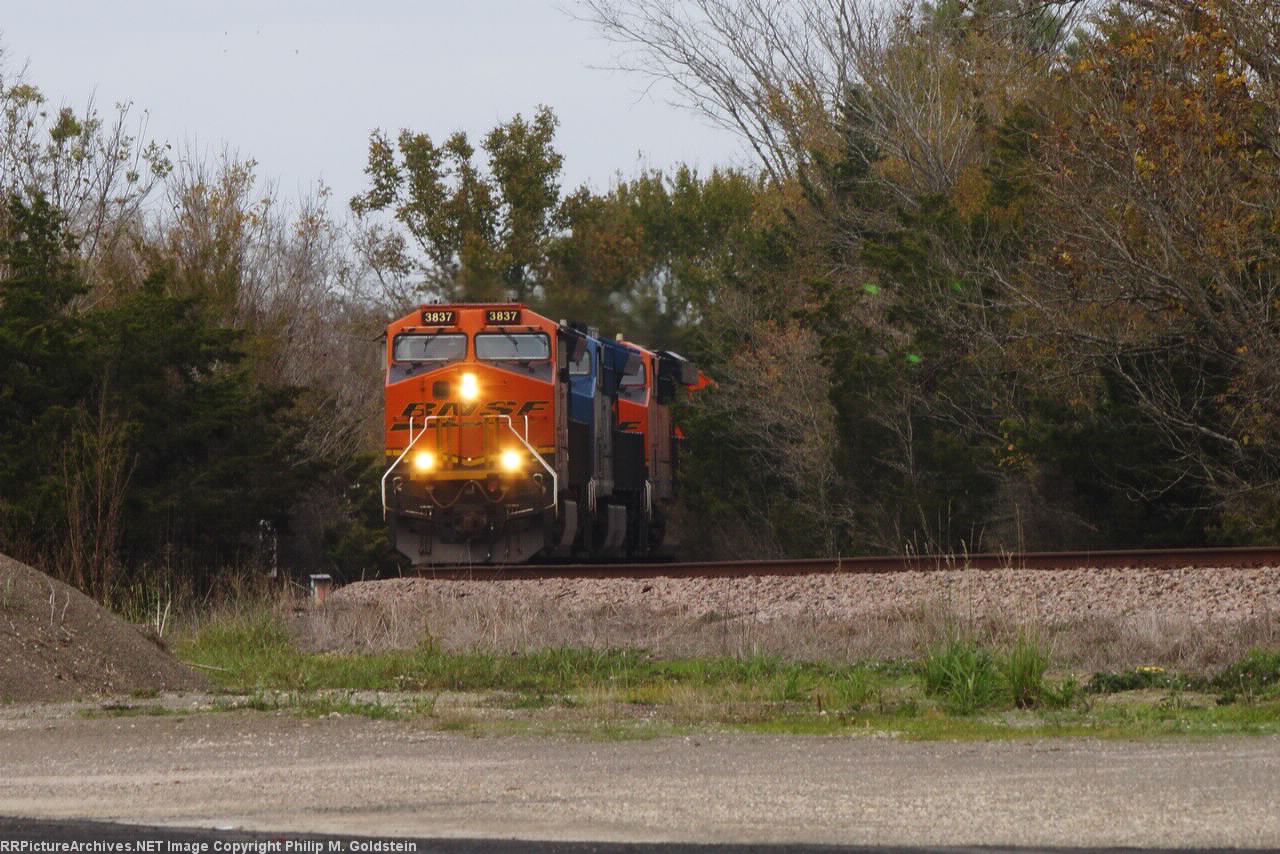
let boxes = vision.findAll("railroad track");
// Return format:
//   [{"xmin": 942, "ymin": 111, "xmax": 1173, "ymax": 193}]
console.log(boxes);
[{"xmin": 412, "ymin": 545, "xmax": 1280, "ymax": 580}]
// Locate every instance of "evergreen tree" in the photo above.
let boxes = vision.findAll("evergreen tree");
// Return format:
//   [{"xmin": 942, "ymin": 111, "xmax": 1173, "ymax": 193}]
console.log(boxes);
[{"xmin": 0, "ymin": 193, "xmax": 87, "ymax": 558}]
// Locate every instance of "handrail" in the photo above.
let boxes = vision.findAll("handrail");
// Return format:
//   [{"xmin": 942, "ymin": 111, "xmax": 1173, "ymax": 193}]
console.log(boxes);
[
  {"xmin": 381, "ymin": 413, "xmax": 559, "ymax": 520},
  {"xmin": 497, "ymin": 413, "xmax": 558, "ymax": 516},
  {"xmin": 381, "ymin": 415, "xmax": 440, "ymax": 519}
]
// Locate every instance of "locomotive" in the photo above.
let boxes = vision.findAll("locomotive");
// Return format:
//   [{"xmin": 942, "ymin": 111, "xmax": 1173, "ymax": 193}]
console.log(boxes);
[{"xmin": 381, "ymin": 303, "xmax": 703, "ymax": 565}]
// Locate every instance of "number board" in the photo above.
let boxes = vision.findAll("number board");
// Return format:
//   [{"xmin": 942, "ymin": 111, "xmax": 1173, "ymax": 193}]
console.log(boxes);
[
  {"xmin": 420, "ymin": 309, "xmax": 456, "ymax": 326},
  {"xmin": 485, "ymin": 309, "xmax": 522, "ymax": 325}
]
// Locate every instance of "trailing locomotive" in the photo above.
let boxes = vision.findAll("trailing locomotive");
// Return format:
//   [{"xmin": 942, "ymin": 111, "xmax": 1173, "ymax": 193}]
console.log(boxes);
[{"xmin": 381, "ymin": 303, "xmax": 703, "ymax": 565}]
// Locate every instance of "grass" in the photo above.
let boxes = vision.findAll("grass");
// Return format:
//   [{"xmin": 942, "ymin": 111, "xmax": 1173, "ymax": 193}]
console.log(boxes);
[
  {"xmin": 83, "ymin": 690, "xmax": 439, "ymax": 722},
  {"xmin": 919, "ymin": 636, "xmax": 1079, "ymax": 714},
  {"xmin": 85, "ymin": 702, "xmax": 182, "ymax": 718},
  {"xmin": 165, "ymin": 606, "xmax": 1280, "ymax": 739},
  {"xmin": 178, "ymin": 609, "xmax": 912, "ymax": 710},
  {"xmin": 1002, "ymin": 635, "xmax": 1053, "ymax": 708},
  {"xmin": 1212, "ymin": 649, "xmax": 1280, "ymax": 703},
  {"xmin": 922, "ymin": 641, "xmax": 1004, "ymax": 714}
]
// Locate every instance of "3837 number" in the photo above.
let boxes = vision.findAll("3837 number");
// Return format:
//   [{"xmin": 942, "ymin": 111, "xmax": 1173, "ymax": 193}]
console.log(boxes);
[{"xmin": 421, "ymin": 309, "xmax": 457, "ymax": 325}]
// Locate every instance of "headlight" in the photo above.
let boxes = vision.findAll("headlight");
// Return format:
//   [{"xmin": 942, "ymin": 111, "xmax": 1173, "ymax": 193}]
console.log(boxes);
[
  {"xmin": 499, "ymin": 449, "xmax": 522, "ymax": 472},
  {"xmin": 459, "ymin": 372, "xmax": 479, "ymax": 401},
  {"xmin": 413, "ymin": 450, "xmax": 436, "ymax": 472}
]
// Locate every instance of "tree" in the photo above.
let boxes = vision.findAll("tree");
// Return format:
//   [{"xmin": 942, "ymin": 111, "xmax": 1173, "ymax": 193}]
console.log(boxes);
[
  {"xmin": 578, "ymin": 0, "xmax": 1086, "ymax": 192},
  {"xmin": 0, "ymin": 188, "xmax": 317, "ymax": 590},
  {"xmin": 351, "ymin": 107, "xmax": 563, "ymax": 305},
  {"xmin": 0, "ymin": 54, "xmax": 170, "ymax": 295},
  {"xmin": 684, "ymin": 311, "xmax": 842, "ymax": 556},
  {"xmin": 157, "ymin": 151, "xmax": 382, "ymax": 465},
  {"xmin": 83, "ymin": 262, "xmax": 309, "ymax": 573},
  {"xmin": 1008, "ymin": 2, "xmax": 1280, "ymax": 538},
  {"xmin": 0, "ymin": 193, "xmax": 87, "ymax": 560},
  {"xmin": 545, "ymin": 165, "xmax": 764, "ymax": 349}
]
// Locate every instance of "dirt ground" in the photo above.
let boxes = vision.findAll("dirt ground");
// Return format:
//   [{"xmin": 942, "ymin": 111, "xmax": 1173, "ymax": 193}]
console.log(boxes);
[
  {"xmin": 1, "ymin": 700, "xmax": 1278, "ymax": 848},
  {"xmin": 0, "ymin": 553, "xmax": 205, "ymax": 702},
  {"xmin": 4, "ymin": 555, "xmax": 1280, "ymax": 847}
]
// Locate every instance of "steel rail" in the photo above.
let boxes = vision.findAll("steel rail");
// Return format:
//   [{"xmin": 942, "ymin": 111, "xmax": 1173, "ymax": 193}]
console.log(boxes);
[{"xmin": 410, "ymin": 545, "xmax": 1280, "ymax": 581}]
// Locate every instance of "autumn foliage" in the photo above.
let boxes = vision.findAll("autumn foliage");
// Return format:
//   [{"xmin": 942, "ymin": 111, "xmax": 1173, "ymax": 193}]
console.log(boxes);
[{"xmin": 5, "ymin": 2, "xmax": 1280, "ymax": 598}]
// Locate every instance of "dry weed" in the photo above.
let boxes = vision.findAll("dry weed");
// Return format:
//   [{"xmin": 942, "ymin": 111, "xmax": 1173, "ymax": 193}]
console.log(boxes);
[{"xmin": 293, "ymin": 578, "xmax": 1280, "ymax": 675}]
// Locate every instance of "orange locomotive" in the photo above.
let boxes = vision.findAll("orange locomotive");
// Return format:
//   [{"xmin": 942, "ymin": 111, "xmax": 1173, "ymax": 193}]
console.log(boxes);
[
  {"xmin": 382, "ymin": 303, "xmax": 703, "ymax": 565},
  {"xmin": 614, "ymin": 338, "xmax": 705, "ymax": 550},
  {"xmin": 382, "ymin": 304, "xmax": 565, "ymax": 564}
]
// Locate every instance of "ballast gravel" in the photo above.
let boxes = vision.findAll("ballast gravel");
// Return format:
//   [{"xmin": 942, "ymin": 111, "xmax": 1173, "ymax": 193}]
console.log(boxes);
[
  {"xmin": 335, "ymin": 565, "xmax": 1280, "ymax": 624},
  {"xmin": 323, "ymin": 566, "xmax": 1280, "ymax": 670}
]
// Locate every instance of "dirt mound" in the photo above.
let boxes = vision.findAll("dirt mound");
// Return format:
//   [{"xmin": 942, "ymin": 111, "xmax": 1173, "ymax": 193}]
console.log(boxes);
[{"xmin": 0, "ymin": 553, "xmax": 206, "ymax": 702}]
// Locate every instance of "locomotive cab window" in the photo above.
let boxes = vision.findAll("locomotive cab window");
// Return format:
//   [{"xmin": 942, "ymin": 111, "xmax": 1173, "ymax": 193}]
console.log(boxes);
[
  {"xmin": 569, "ymin": 348, "xmax": 592, "ymax": 375},
  {"xmin": 620, "ymin": 361, "xmax": 647, "ymax": 403},
  {"xmin": 475, "ymin": 332, "xmax": 550, "ymax": 361},
  {"xmin": 393, "ymin": 333, "xmax": 466, "ymax": 363}
]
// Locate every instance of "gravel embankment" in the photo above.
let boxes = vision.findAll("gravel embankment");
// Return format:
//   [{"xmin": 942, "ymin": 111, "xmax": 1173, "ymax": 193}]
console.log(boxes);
[
  {"xmin": 336, "ymin": 566, "xmax": 1280, "ymax": 624},
  {"xmin": 318, "ymin": 566, "xmax": 1280, "ymax": 670},
  {"xmin": 332, "ymin": 568, "xmax": 1280, "ymax": 627}
]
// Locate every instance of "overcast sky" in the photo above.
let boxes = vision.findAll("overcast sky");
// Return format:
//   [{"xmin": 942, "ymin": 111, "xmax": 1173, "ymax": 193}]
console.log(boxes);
[{"xmin": 3, "ymin": 0, "xmax": 746, "ymax": 212}]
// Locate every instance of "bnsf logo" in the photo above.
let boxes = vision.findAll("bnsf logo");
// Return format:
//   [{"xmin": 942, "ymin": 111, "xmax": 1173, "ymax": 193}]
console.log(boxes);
[{"xmin": 392, "ymin": 400, "xmax": 548, "ymax": 429}]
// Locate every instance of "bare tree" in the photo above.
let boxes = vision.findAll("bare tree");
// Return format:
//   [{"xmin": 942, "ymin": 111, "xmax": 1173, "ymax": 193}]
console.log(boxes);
[
  {"xmin": 578, "ymin": 0, "xmax": 853, "ymax": 184},
  {"xmin": 0, "ymin": 53, "xmax": 170, "ymax": 295},
  {"xmin": 157, "ymin": 149, "xmax": 383, "ymax": 464},
  {"xmin": 577, "ymin": 0, "xmax": 1086, "ymax": 193},
  {"xmin": 59, "ymin": 389, "xmax": 134, "ymax": 601}
]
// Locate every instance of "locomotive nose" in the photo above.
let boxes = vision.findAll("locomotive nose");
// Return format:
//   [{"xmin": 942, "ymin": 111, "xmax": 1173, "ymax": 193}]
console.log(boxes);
[
  {"xmin": 455, "ymin": 506, "xmax": 488, "ymax": 537},
  {"xmin": 459, "ymin": 371, "xmax": 479, "ymax": 401}
]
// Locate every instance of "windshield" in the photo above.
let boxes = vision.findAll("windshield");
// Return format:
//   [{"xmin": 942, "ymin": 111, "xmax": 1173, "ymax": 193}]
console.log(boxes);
[
  {"xmin": 620, "ymin": 360, "xmax": 646, "ymax": 403},
  {"xmin": 569, "ymin": 348, "xmax": 592, "ymax": 376},
  {"xmin": 393, "ymin": 333, "xmax": 466, "ymax": 362},
  {"xmin": 475, "ymin": 332, "xmax": 550, "ymax": 361},
  {"xmin": 621, "ymin": 361, "xmax": 645, "ymax": 387}
]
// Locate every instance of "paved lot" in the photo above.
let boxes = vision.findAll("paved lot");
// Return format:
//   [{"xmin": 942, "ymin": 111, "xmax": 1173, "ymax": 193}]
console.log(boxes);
[{"xmin": 1, "ymin": 705, "xmax": 1277, "ymax": 848}]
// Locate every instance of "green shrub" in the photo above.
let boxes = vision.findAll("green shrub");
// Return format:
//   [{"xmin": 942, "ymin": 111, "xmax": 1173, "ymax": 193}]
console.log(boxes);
[
  {"xmin": 1001, "ymin": 636, "xmax": 1051, "ymax": 709},
  {"xmin": 1086, "ymin": 666, "xmax": 1185, "ymax": 694},
  {"xmin": 769, "ymin": 667, "xmax": 808, "ymax": 703},
  {"xmin": 830, "ymin": 669, "xmax": 876, "ymax": 710},
  {"xmin": 921, "ymin": 641, "xmax": 1005, "ymax": 714},
  {"xmin": 1213, "ymin": 650, "xmax": 1280, "ymax": 703},
  {"xmin": 1044, "ymin": 675, "xmax": 1082, "ymax": 709}
]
